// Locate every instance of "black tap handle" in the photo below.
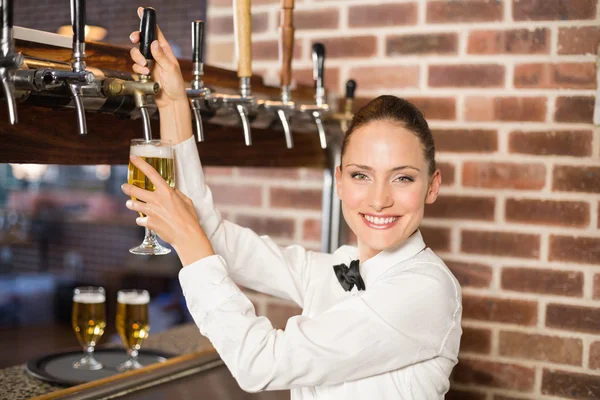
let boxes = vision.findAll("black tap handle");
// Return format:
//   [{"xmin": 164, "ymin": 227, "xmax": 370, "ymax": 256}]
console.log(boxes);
[
  {"xmin": 139, "ymin": 7, "xmax": 157, "ymax": 61},
  {"xmin": 345, "ymin": 79, "xmax": 356, "ymax": 99},
  {"xmin": 312, "ymin": 43, "xmax": 325, "ymax": 90},
  {"xmin": 192, "ymin": 20, "xmax": 204, "ymax": 64},
  {"xmin": 2, "ymin": 0, "xmax": 13, "ymax": 29},
  {"xmin": 70, "ymin": 0, "xmax": 85, "ymax": 44}
]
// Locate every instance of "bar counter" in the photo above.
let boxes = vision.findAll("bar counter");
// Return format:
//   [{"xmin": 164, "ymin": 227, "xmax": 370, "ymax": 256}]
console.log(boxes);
[{"xmin": 0, "ymin": 323, "xmax": 212, "ymax": 400}]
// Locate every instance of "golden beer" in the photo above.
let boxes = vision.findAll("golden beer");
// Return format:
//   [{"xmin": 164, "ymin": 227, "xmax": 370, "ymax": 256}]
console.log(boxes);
[
  {"xmin": 116, "ymin": 291, "xmax": 150, "ymax": 352},
  {"xmin": 72, "ymin": 292, "xmax": 106, "ymax": 349}
]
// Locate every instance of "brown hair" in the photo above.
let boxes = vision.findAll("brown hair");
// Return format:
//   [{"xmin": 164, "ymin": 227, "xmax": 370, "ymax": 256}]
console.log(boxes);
[{"xmin": 341, "ymin": 95, "xmax": 436, "ymax": 176}]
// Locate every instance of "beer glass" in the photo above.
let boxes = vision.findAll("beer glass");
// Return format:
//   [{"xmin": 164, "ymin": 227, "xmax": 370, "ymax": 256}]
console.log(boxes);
[
  {"xmin": 128, "ymin": 139, "xmax": 174, "ymax": 255},
  {"xmin": 116, "ymin": 289, "xmax": 150, "ymax": 371},
  {"xmin": 72, "ymin": 286, "xmax": 106, "ymax": 370}
]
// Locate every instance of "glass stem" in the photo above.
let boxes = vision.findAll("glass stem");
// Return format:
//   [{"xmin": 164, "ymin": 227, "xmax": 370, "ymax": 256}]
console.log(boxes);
[
  {"xmin": 84, "ymin": 345, "xmax": 95, "ymax": 361},
  {"xmin": 129, "ymin": 348, "xmax": 139, "ymax": 364}
]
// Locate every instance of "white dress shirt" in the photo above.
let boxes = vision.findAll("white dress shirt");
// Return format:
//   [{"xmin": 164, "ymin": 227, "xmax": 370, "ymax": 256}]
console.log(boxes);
[{"xmin": 174, "ymin": 136, "xmax": 463, "ymax": 399}]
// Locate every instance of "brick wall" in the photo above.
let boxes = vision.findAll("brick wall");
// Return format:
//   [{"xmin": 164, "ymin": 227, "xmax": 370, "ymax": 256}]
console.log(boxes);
[
  {"xmin": 11, "ymin": 0, "xmax": 600, "ymax": 398},
  {"xmin": 203, "ymin": 0, "xmax": 600, "ymax": 399}
]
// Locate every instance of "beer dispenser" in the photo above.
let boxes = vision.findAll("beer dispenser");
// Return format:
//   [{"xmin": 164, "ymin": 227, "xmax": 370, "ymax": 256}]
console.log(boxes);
[
  {"xmin": 102, "ymin": 7, "xmax": 160, "ymax": 141},
  {"xmin": 299, "ymin": 43, "xmax": 329, "ymax": 149},
  {"xmin": 259, "ymin": 0, "xmax": 296, "ymax": 149},
  {"xmin": 186, "ymin": 20, "xmax": 212, "ymax": 142},
  {"xmin": 0, "ymin": 0, "xmax": 23, "ymax": 125}
]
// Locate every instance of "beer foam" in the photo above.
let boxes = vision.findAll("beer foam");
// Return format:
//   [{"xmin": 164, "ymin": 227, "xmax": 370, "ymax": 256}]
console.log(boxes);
[
  {"xmin": 118, "ymin": 291, "xmax": 150, "ymax": 305},
  {"xmin": 73, "ymin": 293, "xmax": 105, "ymax": 304},
  {"xmin": 130, "ymin": 144, "xmax": 172, "ymax": 159}
]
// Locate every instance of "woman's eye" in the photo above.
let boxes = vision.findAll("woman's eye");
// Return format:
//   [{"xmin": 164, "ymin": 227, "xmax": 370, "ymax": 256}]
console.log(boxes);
[
  {"xmin": 395, "ymin": 176, "xmax": 414, "ymax": 183},
  {"xmin": 351, "ymin": 172, "xmax": 368, "ymax": 180}
]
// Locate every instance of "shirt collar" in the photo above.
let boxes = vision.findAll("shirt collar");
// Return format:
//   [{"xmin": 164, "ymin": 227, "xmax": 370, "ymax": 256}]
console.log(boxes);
[{"xmin": 336, "ymin": 230, "xmax": 427, "ymax": 288}]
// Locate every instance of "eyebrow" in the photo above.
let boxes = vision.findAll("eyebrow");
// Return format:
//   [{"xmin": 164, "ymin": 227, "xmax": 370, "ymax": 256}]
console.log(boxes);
[{"xmin": 345, "ymin": 163, "xmax": 421, "ymax": 172}]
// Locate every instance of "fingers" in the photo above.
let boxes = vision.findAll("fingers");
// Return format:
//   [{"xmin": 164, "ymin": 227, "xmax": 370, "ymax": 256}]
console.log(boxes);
[
  {"xmin": 130, "ymin": 155, "xmax": 172, "ymax": 191},
  {"xmin": 129, "ymin": 31, "xmax": 140, "ymax": 44},
  {"xmin": 150, "ymin": 41, "xmax": 178, "ymax": 74},
  {"xmin": 130, "ymin": 47, "xmax": 149, "ymax": 70},
  {"xmin": 122, "ymin": 183, "xmax": 153, "ymax": 203}
]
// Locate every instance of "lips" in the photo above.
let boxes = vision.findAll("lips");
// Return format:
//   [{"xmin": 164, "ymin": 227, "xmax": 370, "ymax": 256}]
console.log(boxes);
[{"xmin": 360, "ymin": 213, "xmax": 401, "ymax": 230}]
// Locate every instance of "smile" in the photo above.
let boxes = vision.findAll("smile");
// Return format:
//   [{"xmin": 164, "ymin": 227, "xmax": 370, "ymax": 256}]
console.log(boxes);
[{"xmin": 360, "ymin": 213, "xmax": 400, "ymax": 229}]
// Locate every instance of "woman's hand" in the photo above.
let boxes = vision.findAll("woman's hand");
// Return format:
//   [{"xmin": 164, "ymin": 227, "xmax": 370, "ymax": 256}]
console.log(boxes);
[
  {"xmin": 121, "ymin": 155, "xmax": 215, "ymax": 266},
  {"xmin": 129, "ymin": 7, "xmax": 187, "ymax": 110}
]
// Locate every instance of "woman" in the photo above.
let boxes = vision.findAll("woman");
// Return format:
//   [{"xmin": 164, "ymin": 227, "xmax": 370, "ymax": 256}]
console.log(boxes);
[{"xmin": 122, "ymin": 8, "xmax": 462, "ymax": 399}]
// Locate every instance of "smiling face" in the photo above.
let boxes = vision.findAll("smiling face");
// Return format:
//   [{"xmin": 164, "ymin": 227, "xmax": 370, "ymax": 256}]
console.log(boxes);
[{"xmin": 335, "ymin": 120, "xmax": 441, "ymax": 262}]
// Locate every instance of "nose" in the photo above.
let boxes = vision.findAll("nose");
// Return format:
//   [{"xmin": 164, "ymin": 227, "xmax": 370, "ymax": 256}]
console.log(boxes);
[{"xmin": 368, "ymin": 181, "xmax": 393, "ymax": 212}]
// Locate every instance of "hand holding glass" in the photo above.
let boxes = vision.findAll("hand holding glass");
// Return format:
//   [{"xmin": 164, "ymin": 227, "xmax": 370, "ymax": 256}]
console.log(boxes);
[
  {"xmin": 116, "ymin": 289, "xmax": 151, "ymax": 371},
  {"xmin": 128, "ymin": 139, "xmax": 174, "ymax": 255},
  {"xmin": 71, "ymin": 286, "xmax": 106, "ymax": 370}
]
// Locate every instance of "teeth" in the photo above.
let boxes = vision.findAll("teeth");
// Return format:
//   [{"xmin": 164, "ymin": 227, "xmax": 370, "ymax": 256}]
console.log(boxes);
[{"xmin": 364, "ymin": 214, "xmax": 398, "ymax": 225}]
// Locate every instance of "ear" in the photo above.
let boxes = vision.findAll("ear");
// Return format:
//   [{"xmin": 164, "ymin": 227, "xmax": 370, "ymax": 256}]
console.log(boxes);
[
  {"xmin": 335, "ymin": 166, "xmax": 342, "ymax": 199},
  {"xmin": 425, "ymin": 169, "xmax": 441, "ymax": 204}
]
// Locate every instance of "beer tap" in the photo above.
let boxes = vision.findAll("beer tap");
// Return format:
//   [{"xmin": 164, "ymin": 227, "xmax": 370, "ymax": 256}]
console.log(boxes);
[
  {"xmin": 330, "ymin": 79, "xmax": 357, "ymax": 132},
  {"xmin": 299, "ymin": 43, "xmax": 329, "ymax": 149},
  {"xmin": 186, "ymin": 20, "xmax": 212, "ymax": 142},
  {"xmin": 0, "ymin": 0, "xmax": 22, "ymax": 125},
  {"xmin": 210, "ymin": 0, "xmax": 254, "ymax": 146},
  {"xmin": 259, "ymin": 0, "xmax": 295, "ymax": 149},
  {"xmin": 102, "ymin": 7, "xmax": 160, "ymax": 141}
]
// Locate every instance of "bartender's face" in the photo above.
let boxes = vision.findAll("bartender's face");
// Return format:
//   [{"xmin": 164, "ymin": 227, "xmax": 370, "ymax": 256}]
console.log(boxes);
[{"xmin": 335, "ymin": 120, "xmax": 440, "ymax": 262}]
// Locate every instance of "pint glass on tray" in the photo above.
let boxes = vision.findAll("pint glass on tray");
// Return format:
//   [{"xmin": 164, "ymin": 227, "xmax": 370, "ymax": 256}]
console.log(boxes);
[
  {"xmin": 116, "ymin": 289, "xmax": 151, "ymax": 371},
  {"xmin": 72, "ymin": 286, "xmax": 106, "ymax": 370},
  {"xmin": 128, "ymin": 139, "xmax": 174, "ymax": 255}
]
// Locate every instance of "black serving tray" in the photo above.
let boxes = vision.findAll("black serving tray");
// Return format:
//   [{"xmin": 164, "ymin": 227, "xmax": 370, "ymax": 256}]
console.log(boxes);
[{"xmin": 26, "ymin": 347, "xmax": 174, "ymax": 386}]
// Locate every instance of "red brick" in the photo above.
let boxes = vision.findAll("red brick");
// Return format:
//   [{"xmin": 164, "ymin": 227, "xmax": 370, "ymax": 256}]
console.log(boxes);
[
  {"xmin": 515, "ymin": 63, "xmax": 596, "ymax": 89},
  {"xmin": 253, "ymin": 40, "xmax": 302, "ymax": 61},
  {"xmin": 211, "ymin": 184, "xmax": 262, "ymax": 206},
  {"xmin": 501, "ymin": 267, "xmax": 584, "ymax": 296},
  {"xmin": 427, "ymin": 1, "xmax": 503, "ymax": 23},
  {"xmin": 302, "ymin": 219, "xmax": 321, "ymax": 242},
  {"xmin": 235, "ymin": 215, "xmax": 295, "ymax": 239},
  {"xmin": 301, "ymin": 168, "xmax": 325, "ymax": 182},
  {"xmin": 555, "ymin": 96, "xmax": 595, "ymax": 123},
  {"xmin": 468, "ymin": 28, "xmax": 549, "ymax": 54},
  {"xmin": 549, "ymin": 235, "xmax": 600, "ymax": 265},
  {"xmin": 514, "ymin": 0, "xmax": 597, "ymax": 21},
  {"xmin": 500, "ymin": 331, "xmax": 583, "ymax": 365},
  {"xmin": 542, "ymin": 369, "xmax": 600, "ymax": 398},
  {"xmin": 553, "ymin": 165, "xmax": 600, "ymax": 194},
  {"xmin": 558, "ymin": 27, "xmax": 600, "ymax": 55},
  {"xmin": 265, "ymin": 302, "xmax": 302, "ymax": 330},
  {"xmin": 445, "ymin": 260, "xmax": 492, "ymax": 288},
  {"xmin": 432, "ymin": 129, "xmax": 497, "ymax": 153},
  {"xmin": 463, "ymin": 295, "xmax": 538, "ymax": 325},
  {"xmin": 348, "ymin": 66, "xmax": 419, "ymax": 90},
  {"xmin": 419, "ymin": 226, "xmax": 451, "ymax": 252},
  {"xmin": 238, "ymin": 167, "xmax": 299, "ymax": 179},
  {"xmin": 465, "ymin": 96, "xmax": 547, "ymax": 122},
  {"xmin": 349, "ymin": 3, "xmax": 417, "ymax": 27},
  {"xmin": 429, "ymin": 64, "xmax": 504, "ymax": 88},
  {"xmin": 270, "ymin": 187, "xmax": 322, "ymax": 210},
  {"xmin": 461, "ymin": 327, "xmax": 492, "ymax": 354},
  {"xmin": 310, "ymin": 36, "xmax": 377, "ymax": 58},
  {"xmin": 461, "ymin": 230, "xmax": 540, "ymax": 259},
  {"xmin": 207, "ymin": 41, "xmax": 234, "ymax": 65},
  {"xmin": 505, "ymin": 199, "xmax": 590, "ymax": 228},
  {"xmin": 207, "ymin": 12, "xmax": 269, "ymax": 35},
  {"xmin": 446, "ymin": 390, "xmax": 486, "ymax": 400},
  {"xmin": 452, "ymin": 358, "xmax": 535, "ymax": 390},
  {"xmin": 204, "ymin": 166, "xmax": 233, "ymax": 176},
  {"xmin": 438, "ymin": 162, "xmax": 455, "ymax": 185},
  {"xmin": 547, "ymin": 303, "xmax": 600, "ymax": 333},
  {"xmin": 462, "ymin": 162, "xmax": 546, "ymax": 190},
  {"xmin": 406, "ymin": 97, "xmax": 456, "ymax": 120},
  {"xmin": 387, "ymin": 33, "xmax": 458, "ymax": 55},
  {"xmin": 590, "ymin": 341, "xmax": 600, "ymax": 369},
  {"xmin": 295, "ymin": 8, "xmax": 339, "ymax": 30},
  {"xmin": 425, "ymin": 195, "xmax": 495, "ymax": 220},
  {"xmin": 294, "ymin": 67, "xmax": 339, "ymax": 92},
  {"xmin": 509, "ymin": 130, "xmax": 593, "ymax": 157}
]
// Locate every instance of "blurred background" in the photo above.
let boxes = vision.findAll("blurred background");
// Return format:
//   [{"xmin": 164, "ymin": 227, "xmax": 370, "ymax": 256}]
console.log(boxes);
[{"xmin": 1, "ymin": 0, "xmax": 599, "ymax": 399}]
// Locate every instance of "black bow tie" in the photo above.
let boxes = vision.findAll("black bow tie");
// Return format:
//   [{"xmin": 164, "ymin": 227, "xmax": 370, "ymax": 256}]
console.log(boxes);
[{"xmin": 333, "ymin": 260, "xmax": 365, "ymax": 292}]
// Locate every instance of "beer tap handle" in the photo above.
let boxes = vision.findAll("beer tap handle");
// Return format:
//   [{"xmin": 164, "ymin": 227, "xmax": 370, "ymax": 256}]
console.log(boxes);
[
  {"xmin": 71, "ymin": 0, "xmax": 85, "ymax": 47},
  {"xmin": 192, "ymin": 20, "xmax": 204, "ymax": 65},
  {"xmin": 139, "ymin": 7, "xmax": 157, "ymax": 75},
  {"xmin": 279, "ymin": 0, "xmax": 294, "ymax": 100},
  {"xmin": 344, "ymin": 79, "xmax": 356, "ymax": 114},
  {"xmin": 190, "ymin": 21, "xmax": 206, "ymax": 142},
  {"xmin": 234, "ymin": 0, "xmax": 252, "ymax": 83},
  {"xmin": 68, "ymin": 0, "xmax": 89, "ymax": 134},
  {"xmin": 312, "ymin": 43, "xmax": 325, "ymax": 105}
]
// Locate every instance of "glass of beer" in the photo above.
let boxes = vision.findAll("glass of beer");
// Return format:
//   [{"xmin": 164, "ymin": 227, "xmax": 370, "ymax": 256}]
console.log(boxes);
[
  {"xmin": 128, "ymin": 139, "xmax": 174, "ymax": 255},
  {"xmin": 116, "ymin": 289, "xmax": 151, "ymax": 371},
  {"xmin": 72, "ymin": 286, "xmax": 106, "ymax": 370}
]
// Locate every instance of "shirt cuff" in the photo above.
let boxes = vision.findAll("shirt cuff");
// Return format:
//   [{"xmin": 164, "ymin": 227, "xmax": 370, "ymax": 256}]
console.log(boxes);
[{"xmin": 178, "ymin": 254, "xmax": 243, "ymax": 324}]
